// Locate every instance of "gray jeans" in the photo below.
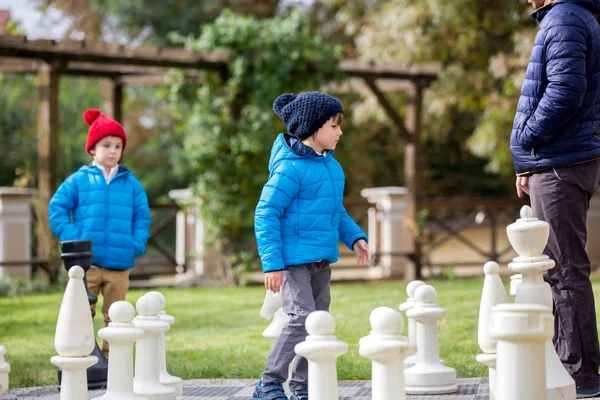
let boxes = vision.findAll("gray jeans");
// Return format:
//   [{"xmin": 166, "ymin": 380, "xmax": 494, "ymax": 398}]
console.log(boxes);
[
  {"xmin": 529, "ymin": 159, "xmax": 600, "ymax": 387},
  {"xmin": 261, "ymin": 261, "xmax": 331, "ymax": 390}
]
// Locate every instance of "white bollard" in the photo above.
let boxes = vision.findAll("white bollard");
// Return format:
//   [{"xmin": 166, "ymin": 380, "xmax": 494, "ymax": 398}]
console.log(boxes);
[
  {"xmin": 294, "ymin": 311, "xmax": 348, "ymax": 400},
  {"xmin": 146, "ymin": 292, "xmax": 183, "ymax": 399},
  {"xmin": 96, "ymin": 301, "xmax": 147, "ymax": 400},
  {"xmin": 50, "ymin": 266, "xmax": 98, "ymax": 400},
  {"xmin": 491, "ymin": 303, "xmax": 553, "ymax": 400},
  {"xmin": 398, "ymin": 280, "xmax": 424, "ymax": 368},
  {"xmin": 506, "ymin": 206, "xmax": 576, "ymax": 400},
  {"xmin": 0, "ymin": 346, "xmax": 10, "ymax": 394},
  {"xmin": 359, "ymin": 307, "xmax": 415, "ymax": 400},
  {"xmin": 476, "ymin": 261, "xmax": 509, "ymax": 400},
  {"xmin": 404, "ymin": 285, "xmax": 457, "ymax": 395},
  {"xmin": 133, "ymin": 294, "xmax": 177, "ymax": 400}
]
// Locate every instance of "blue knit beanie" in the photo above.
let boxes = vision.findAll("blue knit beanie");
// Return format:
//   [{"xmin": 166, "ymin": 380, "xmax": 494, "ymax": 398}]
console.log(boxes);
[{"xmin": 273, "ymin": 91, "xmax": 344, "ymax": 140}]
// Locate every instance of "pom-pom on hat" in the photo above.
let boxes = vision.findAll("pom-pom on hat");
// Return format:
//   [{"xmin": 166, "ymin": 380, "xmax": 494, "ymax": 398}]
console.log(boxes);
[
  {"xmin": 273, "ymin": 91, "xmax": 344, "ymax": 141},
  {"xmin": 83, "ymin": 109, "xmax": 127, "ymax": 154}
]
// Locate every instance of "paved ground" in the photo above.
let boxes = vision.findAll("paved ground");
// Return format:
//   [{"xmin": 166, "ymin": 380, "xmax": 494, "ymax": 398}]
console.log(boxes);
[{"xmin": 0, "ymin": 378, "xmax": 490, "ymax": 399}]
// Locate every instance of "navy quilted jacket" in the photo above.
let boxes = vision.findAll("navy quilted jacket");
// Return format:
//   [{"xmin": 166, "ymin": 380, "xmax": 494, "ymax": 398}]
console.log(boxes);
[
  {"xmin": 254, "ymin": 134, "xmax": 367, "ymax": 273},
  {"xmin": 510, "ymin": 0, "xmax": 600, "ymax": 174},
  {"xmin": 49, "ymin": 165, "xmax": 151, "ymax": 270}
]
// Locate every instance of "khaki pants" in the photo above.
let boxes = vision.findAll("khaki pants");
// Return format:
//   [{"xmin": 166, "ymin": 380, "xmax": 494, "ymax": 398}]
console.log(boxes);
[{"xmin": 87, "ymin": 267, "xmax": 131, "ymax": 357}]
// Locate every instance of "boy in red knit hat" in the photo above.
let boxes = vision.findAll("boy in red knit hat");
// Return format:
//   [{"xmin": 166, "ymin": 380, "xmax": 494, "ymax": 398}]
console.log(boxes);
[{"xmin": 49, "ymin": 109, "xmax": 151, "ymax": 357}]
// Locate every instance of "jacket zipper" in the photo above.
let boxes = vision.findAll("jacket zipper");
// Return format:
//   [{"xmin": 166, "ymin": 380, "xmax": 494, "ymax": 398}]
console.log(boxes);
[{"xmin": 324, "ymin": 160, "xmax": 336, "ymax": 228}]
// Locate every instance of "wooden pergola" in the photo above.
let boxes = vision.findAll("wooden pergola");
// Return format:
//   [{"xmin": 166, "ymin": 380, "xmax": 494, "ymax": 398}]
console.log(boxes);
[{"xmin": 0, "ymin": 35, "xmax": 440, "ymax": 277}]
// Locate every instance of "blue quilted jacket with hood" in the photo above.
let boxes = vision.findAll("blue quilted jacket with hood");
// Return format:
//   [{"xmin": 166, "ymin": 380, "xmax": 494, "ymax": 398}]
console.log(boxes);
[
  {"xmin": 254, "ymin": 134, "xmax": 367, "ymax": 273},
  {"xmin": 510, "ymin": 0, "xmax": 600, "ymax": 174},
  {"xmin": 49, "ymin": 164, "xmax": 151, "ymax": 270}
]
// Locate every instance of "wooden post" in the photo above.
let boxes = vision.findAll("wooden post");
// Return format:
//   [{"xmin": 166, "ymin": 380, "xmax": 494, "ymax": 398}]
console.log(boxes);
[
  {"xmin": 101, "ymin": 78, "xmax": 123, "ymax": 122},
  {"xmin": 37, "ymin": 61, "xmax": 60, "ymax": 283},
  {"xmin": 404, "ymin": 83, "xmax": 424, "ymax": 280}
]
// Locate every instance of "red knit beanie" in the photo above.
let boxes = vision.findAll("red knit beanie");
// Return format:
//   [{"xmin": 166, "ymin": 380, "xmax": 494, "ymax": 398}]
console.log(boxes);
[{"xmin": 83, "ymin": 109, "xmax": 127, "ymax": 154}]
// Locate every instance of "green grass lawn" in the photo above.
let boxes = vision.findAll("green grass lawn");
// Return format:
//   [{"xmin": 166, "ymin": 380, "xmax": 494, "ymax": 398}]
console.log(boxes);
[{"xmin": 3, "ymin": 277, "xmax": 600, "ymax": 388}]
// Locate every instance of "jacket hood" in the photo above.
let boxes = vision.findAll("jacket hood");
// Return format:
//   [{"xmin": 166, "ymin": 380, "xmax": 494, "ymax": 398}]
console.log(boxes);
[
  {"xmin": 533, "ymin": 0, "xmax": 600, "ymax": 20},
  {"xmin": 268, "ymin": 134, "xmax": 332, "ymax": 172}
]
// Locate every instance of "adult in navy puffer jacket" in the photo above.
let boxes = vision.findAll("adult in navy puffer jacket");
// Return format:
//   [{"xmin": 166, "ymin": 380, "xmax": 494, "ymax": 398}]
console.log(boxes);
[{"xmin": 510, "ymin": 0, "xmax": 600, "ymax": 395}]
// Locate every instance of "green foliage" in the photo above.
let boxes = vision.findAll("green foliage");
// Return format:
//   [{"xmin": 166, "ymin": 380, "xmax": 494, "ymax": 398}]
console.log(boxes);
[
  {"xmin": 169, "ymin": 10, "xmax": 342, "ymax": 277},
  {"xmin": 0, "ymin": 277, "xmax": 55, "ymax": 297}
]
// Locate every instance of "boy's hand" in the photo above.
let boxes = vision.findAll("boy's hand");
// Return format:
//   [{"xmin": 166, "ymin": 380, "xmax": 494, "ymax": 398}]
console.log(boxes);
[
  {"xmin": 354, "ymin": 239, "xmax": 371, "ymax": 266},
  {"xmin": 265, "ymin": 271, "xmax": 284, "ymax": 293}
]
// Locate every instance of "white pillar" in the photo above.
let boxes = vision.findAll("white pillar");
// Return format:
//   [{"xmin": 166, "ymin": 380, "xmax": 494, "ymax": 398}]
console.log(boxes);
[
  {"xmin": 476, "ymin": 261, "xmax": 509, "ymax": 400},
  {"xmin": 398, "ymin": 280, "xmax": 425, "ymax": 368},
  {"xmin": 361, "ymin": 187, "xmax": 414, "ymax": 279},
  {"xmin": 491, "ymin": 303, "xmax": 553, "ymax": 400},
  {"xmin": 359, "ymin": 307, "xmax": 415, "ymax": 400},
  {"xmin": 506, "ymin": 206, "xmax": 576, "ymax": 400},
  {"xmin": 404, "ymin": 285, "xmax": 457, "ymax": 395},
  {"xmin": 0, "ymin": 187, "xmax": 35, "ymax": 279},
  {"xmin": 50, "ymin": 266, "xmax": 98, "ymax": 400},
  {"xmin": 0, "ymin": 346, "xmax": 10, "ymax": 394},
  {"xmin": 294, "ymin": 311, "xmax": 348, "ymax": 400},
  {"xmin": 96, "ymin": 301, "xmax": 147, "ymax": 400},
  {"xmin": 133, "ymin": 294, "xmax": 177, "ymax": 400}
]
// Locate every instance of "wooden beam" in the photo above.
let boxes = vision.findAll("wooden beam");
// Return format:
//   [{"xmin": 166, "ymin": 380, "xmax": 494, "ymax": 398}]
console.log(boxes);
[
  {"xmin": 403, "ymin": 83, "xmax": 424, "ymax": 279},
  {"xmin": 340, "ymin": 59, "xmax": 441, "ymax": 84},
  {"xmin": 0, "ymin": 36, "xmax": 229, "ymax": 72},
  {"xmin": 36, "ymin": 61, "xmax": 60, "ymax": 280},
  {"xmin": 102, "ymin": 78, "xmax": 123, "ymax": 123},
  {"xmin": 362, "ymin": 77, "xmax": 411, "ymax": 142}
]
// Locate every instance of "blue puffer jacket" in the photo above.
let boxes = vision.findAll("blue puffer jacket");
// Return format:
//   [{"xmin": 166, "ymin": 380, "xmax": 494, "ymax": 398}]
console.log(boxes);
[
  {"xmin": 254, "ymin": 134, "xmax": 367, "ymax": 273},
  {"xmin": 49, "ymin": 165, "xmax": 151, "ymax": 270},
  {"xmin": 510, "ymin": 0, "xmax": 600, "ymax": 174}
]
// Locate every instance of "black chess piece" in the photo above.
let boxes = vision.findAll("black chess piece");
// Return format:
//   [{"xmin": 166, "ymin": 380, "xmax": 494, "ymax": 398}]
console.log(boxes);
[{"xmin": 58, "ymin": 240, "xmax": 108, "ymax": 389}]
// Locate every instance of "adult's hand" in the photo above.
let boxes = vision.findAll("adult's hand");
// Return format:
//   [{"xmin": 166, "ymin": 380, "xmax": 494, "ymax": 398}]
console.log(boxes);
[{"xmin": 516, "ymin": 176, "xmax": 530, "ymax": 198}]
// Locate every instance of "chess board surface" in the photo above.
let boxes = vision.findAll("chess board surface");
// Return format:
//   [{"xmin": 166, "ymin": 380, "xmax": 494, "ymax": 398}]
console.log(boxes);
[{"xmin": 0, "ymin": 378, "xmax": 491, "ymax": 399}]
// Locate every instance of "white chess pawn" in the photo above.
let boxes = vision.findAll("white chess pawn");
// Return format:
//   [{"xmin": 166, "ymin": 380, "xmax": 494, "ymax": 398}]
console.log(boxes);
[
  {"xmin": 398, "ymin": 280, "xmax": 424, "ymax": 368},
  {"xmin": 260, "ymin": 290, "xmax": 282, "ymax": 320},
  {"xmin": 404, "ymin": 285, "xmax": 457, "ymax": 395},
  {"xmin": 96, "ymin": 301, "xmax": 147, "ymax": 400},
  {"xmin": 294, "ymin": 311, "xmax": 348, "ymax": 400},
  {"xmin": 490, "ymin": 303, "xmax": 553, "ymax": 400},
  {"xmin": 0, "ymin": 346, "xmax": 10, "ymax": 394},
  {"xmin": 506, "ymin": 206, "xmax": 576, "ymax": 400},
  {"xmin": 133, "ymin": 294, "xmax": 177, "ymax": 400},
  {"xmin": 476, "ymin": 261, "xmax": 509, "ymax": 400},
  {"xmin": 145, "ymin": 291, "xmax": 183, "ymax": 398},
  {"xmin": 359, "ymin": 307, "xmax": 415, "ymax": 400},
  {"xmin": 50, "ymin": 266, "xmax": 98, "ymax": 400}
]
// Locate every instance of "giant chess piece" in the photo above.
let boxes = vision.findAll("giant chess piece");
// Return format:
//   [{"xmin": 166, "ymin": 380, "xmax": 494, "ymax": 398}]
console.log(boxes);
[
  {"xmin": 506, "ymin": 206, "xmax": 576, "ymax": 400},
  {"xmin": 359, "ymin": 307, "xmax": 415, "ymax": 400},
  {"xmin": 260, "ymin": 290, "xmax": 290, "ymax": 342},
  {"xmin": 260, "ymin": 290, "xmax": 292, "ymax": 394},
  {"xmin": 96, "ymin": 301, "xmax": 147, "ymax": 400},
  {"xmin": 146, "ymin": 291, "xmax": 183, "ymax": 399},
  {"xmin": 398, "ymin": 280, "xmax": 424, "ymax": 368},
  {"xmin": 404, "ymin": 285, "xmax": 457, "ymax": 395},
  {"xmin": 0, "ymin": 345, "xmax": 10, "ymax": 394},
  {"xmin": 490, "ymin": 303, "xmax": 553, "ymax": 400},
  {"xmin": 133, "ymin": 294, "xmax": 177, "ymax": 400},
  {"xmin": 59, "ymin": 240, "xmax": 108, "ymax": 389},
  {"xmin": 294, "ymin": 311, "xmax": 348, "ymax": 400},
  {"xmin": 476, "ymin": 261, "xmax": 509, "ymax": 400},
  {"xmin": 50, "ymin": 266, "xmax": 99, "ymax": 400}
]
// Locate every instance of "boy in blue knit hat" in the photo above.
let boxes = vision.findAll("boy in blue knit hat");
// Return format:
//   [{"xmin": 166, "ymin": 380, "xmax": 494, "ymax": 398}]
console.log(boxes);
[{"xmin": 252, "ymin": 91, "xmax": 371, "ymax": 400}]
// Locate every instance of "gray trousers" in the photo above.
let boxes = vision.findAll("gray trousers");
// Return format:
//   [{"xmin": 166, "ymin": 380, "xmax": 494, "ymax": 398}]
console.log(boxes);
[
  {"xmin": 529, "ymin": 159, "xmax": 600, "ymax": 387},
  {"xmin": 261, "ymin": 261, "xmax": 331, "ymax": 390}
]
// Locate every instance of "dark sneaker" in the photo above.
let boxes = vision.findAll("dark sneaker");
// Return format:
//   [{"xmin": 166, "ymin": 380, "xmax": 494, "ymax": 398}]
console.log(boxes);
[
  {"xmin": 576, "ymin": 385, "xmax": 600, "ymax": 399},
  {"xmin": 290, "ymin": 385, "xmax": 308, "ymax": 400},
  {"xmin": 252, "ymin": 380, "xmax": 288, "ymax": 400}
]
